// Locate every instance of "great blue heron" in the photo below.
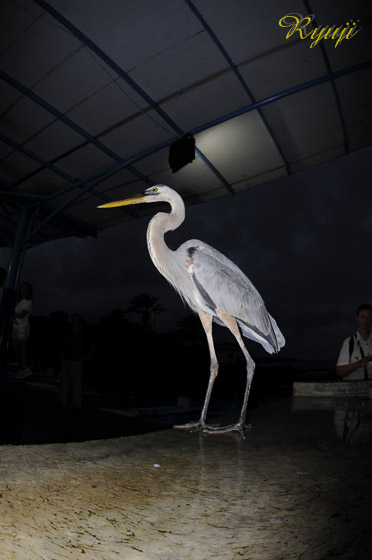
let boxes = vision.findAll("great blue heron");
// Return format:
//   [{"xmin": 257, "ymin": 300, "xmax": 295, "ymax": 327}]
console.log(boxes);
[{"xmin": 99, "ymin": 185, "xmax": 285, "ymax": 435}]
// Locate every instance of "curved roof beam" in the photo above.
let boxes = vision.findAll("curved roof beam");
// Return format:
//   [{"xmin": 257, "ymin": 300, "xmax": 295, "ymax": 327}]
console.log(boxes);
[
  {"xmin": 0, "ymin": 132, "xmax": 123, "ymax": 207},
  {"xmin": 32, "ymin": 0, "xmax": 234, "ymax": 195},
  {"xmin": 302, "ymin": 0, "xmax": 349, "ymax": 154},
  {"xmin": 0, "ymin": 179, "xmax": 97, "ymax": 246},
  {"xmin": 184, "ymin": 0, "xmax": 292, "ymax": 175},
  {"xmin": 0, "ymin": 69, "xmax": 152, "ymax": 190},
  {"xmin": 38, "ymin": 58, "xmax": 372, "ymax": 206}
]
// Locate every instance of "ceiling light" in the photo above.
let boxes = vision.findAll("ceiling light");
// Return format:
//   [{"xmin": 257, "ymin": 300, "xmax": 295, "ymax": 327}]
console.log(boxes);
[{"xmin": 168, "ymin": 134, "xmax": 195, "ymax": 173}]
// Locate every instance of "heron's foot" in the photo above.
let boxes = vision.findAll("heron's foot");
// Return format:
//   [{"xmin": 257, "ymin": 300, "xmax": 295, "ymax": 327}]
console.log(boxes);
[
  {"xmin": 173, "ymin": 421, "xmax": 207, "ymax": 433},
  {"xmin": 173, "ymin": 420, "xmax": 252, "ymax": 437},
  {"xmin": 203, "ymin": 422, "xmax": 252, "ymax": 437}
]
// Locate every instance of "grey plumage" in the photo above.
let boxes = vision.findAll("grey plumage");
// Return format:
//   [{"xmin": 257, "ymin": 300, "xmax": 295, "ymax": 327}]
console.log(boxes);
[{"xmin": 99, "ymin": 184, "xmax": 285, "ymax": 435}]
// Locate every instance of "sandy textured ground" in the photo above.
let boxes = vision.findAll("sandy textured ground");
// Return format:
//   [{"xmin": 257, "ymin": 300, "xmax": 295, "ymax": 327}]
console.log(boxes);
[{"xmin": 1, "ymin": 398, "xmax": 372, "ymax": 559}]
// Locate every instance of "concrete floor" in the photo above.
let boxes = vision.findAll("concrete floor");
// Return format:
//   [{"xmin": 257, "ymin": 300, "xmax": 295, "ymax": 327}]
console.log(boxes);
[{"xmin": 1, "ymin": 397, "xmax": 372, "ymax": 559}]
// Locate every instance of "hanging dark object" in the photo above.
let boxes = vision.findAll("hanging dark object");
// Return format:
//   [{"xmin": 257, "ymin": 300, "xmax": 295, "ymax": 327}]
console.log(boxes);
[{"xmin": 168, "ymin": 134, "xmax": 195, "ymax": 173}]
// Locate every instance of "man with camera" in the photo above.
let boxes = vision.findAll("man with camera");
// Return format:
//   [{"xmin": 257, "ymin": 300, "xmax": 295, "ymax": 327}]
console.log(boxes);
[{"xmin": 336, "ymin": 303, "xmax": 372, "ymax": 380}]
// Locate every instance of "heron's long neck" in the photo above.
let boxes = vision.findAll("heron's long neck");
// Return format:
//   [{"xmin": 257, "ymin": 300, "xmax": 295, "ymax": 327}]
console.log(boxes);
[{"xmin": 146, "ymin": 195, "xmax": 185, "ymax": 279}]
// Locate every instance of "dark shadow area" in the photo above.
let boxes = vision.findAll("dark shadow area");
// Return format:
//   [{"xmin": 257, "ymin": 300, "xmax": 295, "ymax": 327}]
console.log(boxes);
[
  {"xmin": 0, "ymin": 355, "xmax": 336, "ymax": 445},
  {"xmin": 0, "ymin": 375, "xmax": 167, "ymax": 445},
  {"xmin": 1, "ymin": 305, "xmax": 337, "ymax": 445}
]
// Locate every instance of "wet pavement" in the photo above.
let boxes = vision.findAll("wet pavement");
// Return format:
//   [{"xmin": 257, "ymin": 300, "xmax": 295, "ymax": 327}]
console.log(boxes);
[{"xmin": 1, "ymin": 395, "xmax": 372, "ymax": 559}]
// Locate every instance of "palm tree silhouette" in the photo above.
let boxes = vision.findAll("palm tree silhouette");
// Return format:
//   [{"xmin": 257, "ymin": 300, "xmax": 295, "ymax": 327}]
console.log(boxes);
[{"xmin": 127, "ymin": 293, "xmax": 165, "ymax": 331}]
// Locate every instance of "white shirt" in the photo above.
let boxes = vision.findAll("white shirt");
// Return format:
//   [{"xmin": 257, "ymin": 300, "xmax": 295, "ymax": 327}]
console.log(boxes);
[
  {"xmin": 337, "ymin": 331, "xmax": 372, "ymax": 380},
  {"xmin": 14, "ymin": 299, "xmax": 32, "ymax": 327}
]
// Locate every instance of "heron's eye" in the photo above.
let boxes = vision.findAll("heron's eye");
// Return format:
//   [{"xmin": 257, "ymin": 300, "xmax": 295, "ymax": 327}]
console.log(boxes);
[{"xmin": 151, "ymin": 187, "xmax": 158, "ymax": 193}]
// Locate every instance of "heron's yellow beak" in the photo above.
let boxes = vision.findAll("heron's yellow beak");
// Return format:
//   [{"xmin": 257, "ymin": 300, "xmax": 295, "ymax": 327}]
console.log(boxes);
[{"xmin": 98, "ymin": 193, "xmax": 146, "ymax": 208}]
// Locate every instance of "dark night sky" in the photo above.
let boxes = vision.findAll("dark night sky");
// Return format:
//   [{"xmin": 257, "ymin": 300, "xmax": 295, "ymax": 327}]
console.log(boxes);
[{"xmin": 1, "ymin": 144, "xmax": 371, "ymax": 361}]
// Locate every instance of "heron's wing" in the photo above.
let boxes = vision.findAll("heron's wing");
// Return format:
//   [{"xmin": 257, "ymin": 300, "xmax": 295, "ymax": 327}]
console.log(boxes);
[{"xmin": 185, "ymin": 242, "xmax": 285, "ymax": 353}]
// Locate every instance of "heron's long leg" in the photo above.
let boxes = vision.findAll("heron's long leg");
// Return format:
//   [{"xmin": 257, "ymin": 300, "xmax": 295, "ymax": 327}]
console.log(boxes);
[
  {"xmin": 174, "ymin": 310, "xmax": 218, "ymax": 432},
  {"xmin": 203, "ymin": 310, "xmax": 255, "ymax": 437},
  {"xmin": 197, "ymin": 310, "xmax": 219, "ymax": 426}
]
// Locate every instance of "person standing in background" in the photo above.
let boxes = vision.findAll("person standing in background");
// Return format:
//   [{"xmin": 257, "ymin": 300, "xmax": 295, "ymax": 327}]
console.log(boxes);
[
  {"xmin": 12, "ymin": 282, "xmax": 33, "ymax": 379},
  {"xmin": 336, "ymin": 303, "xmax": 372, "ymax": 380}
]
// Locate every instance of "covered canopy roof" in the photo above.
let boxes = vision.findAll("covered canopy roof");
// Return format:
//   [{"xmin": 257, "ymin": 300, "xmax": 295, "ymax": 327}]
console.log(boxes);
[{"xmin": 0, "ymin": 0, "xmax": 371, "ymax": 250}]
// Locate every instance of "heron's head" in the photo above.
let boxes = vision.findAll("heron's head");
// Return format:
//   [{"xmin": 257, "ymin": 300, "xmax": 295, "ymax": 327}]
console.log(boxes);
[{"xmin": 98, "ymin": 185, "xmax": 174, "ymax": 209}]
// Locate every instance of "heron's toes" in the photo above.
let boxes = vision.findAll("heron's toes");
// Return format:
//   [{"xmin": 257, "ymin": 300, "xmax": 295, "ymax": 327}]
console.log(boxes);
[
  {"xmin": 173, "ymin": 421, "xmax": 252, "ymax": 437},
  {"xmin": 173, "ymin": 421, "xmax": 205, "ymax": 432},
  {"xmin": 203, "ymin": 422, "xmax": 252, "ymax": 437}
]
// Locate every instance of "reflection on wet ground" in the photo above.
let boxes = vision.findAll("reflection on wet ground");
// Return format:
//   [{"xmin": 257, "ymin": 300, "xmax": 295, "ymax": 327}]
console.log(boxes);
[
  {"xmin": 1, "ymin": 395, "xmax": 371, "ymax": 559},
  {"xmin": 293, "ymin": 396, "xmax": 372, "ymax": 443}
]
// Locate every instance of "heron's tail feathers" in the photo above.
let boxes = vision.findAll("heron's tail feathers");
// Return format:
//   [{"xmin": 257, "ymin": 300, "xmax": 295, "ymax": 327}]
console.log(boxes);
[
  {"xmin": 266, "ymin": 314, "xmax": 286, "ymax": 352},
  {"xmin": 214, "ymin": 314, "xmax": 285, "ymax": 354}
]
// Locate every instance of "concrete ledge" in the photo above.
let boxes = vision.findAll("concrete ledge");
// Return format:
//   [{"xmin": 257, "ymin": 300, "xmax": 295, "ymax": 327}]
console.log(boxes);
[{"xmin": 293, "ymin": 380, "xmax": 372, "ymax": 398}]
